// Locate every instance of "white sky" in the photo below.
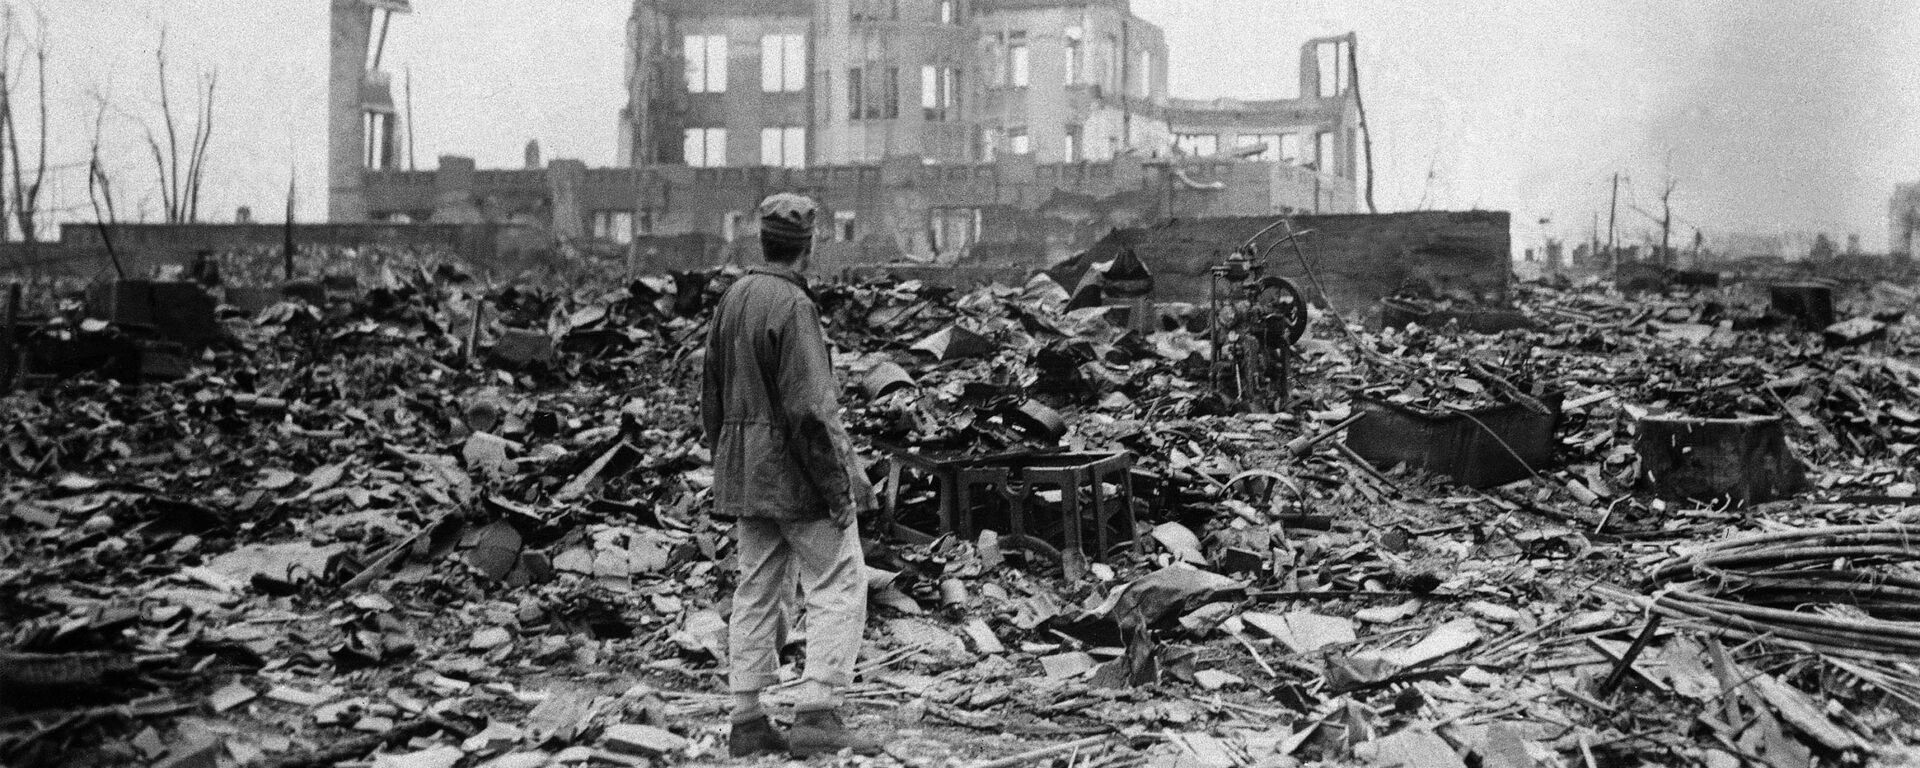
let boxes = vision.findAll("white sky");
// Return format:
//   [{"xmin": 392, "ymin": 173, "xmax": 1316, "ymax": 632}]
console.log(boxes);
[{"xmin": 24, "ymin": 0, "xmax": 1920, "ymax": 251}]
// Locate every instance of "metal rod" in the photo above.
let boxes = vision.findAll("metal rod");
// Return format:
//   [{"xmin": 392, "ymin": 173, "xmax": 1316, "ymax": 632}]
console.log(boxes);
[
  {"xmin": 1597, "ymin": 612, "xmax": 1664, "ymax": 696},
  {"xmin": 1208, "ymin": 269, "xmax": 1220, "ymax": 393}
]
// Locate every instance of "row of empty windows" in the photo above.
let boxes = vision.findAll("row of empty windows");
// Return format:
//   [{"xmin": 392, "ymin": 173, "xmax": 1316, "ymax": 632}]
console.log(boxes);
[
  {"xmin": 851, "ymin": 0, "xmax": 962, "ymax": 24},
  {"xmin": 682, "ymin": 125, "xmax": 1332, "ymax": 167},
  {"xmin": 683, "ymin": 126, "xmax": 809, "ymax": 168},
  {"xmin": 685, "ymin": 34, "xmax": 806, "ymax": 94},
  {"xmin": 1172, "ymin": 131, "xmax": 1339, "ymax": 171},
  {"xmin": 990, "ymin": 29, "xmax": 1152, "ymax": 97},
  {"xmin": 685, "ymin": 29, "xmax": 1153, "ymax": 105},
  {"xmin": 848, "ymin": 64, "xmax": 968, "ymax": 121}
]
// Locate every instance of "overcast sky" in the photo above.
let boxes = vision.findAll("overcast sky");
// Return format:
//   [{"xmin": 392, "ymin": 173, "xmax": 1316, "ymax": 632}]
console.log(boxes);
[{"xmin": 26, "ymin": 1, "xmax": 1920, "ymax": 251}]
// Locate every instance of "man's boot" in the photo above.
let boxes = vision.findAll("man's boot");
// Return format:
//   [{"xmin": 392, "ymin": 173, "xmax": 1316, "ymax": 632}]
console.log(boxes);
[
  {"xmin": 787, "ymin": 707, "xmax": 882, "ymax": 757},
  {"xmin": 728, "ymin": 715, "xmax": 788, "ymax": 757}
]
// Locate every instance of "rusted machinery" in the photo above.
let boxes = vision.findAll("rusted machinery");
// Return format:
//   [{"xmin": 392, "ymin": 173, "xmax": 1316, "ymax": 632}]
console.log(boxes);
[{"xmin": 1208, "ymin": 247, "xmax": 1309, "ymax": 411}]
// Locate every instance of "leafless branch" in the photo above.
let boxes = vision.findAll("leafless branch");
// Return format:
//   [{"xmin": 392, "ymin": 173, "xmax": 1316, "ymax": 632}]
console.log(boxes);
[
  {"xmin": 155, "ymin": 26, "xmax": 182, "ymax": 222},
  {"xmin": 87, "ymin": 96, "xmax": 124, "ymax": 279},
  {"xmin": 185, "ymin": 70, "xmax": 215, "ymax": 222}
]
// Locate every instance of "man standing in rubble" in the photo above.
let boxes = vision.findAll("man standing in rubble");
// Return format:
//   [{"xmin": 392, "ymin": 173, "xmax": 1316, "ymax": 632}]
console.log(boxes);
[{"xmin": 701, "ymin": 193, "xmax": 881, "ymax": 758}]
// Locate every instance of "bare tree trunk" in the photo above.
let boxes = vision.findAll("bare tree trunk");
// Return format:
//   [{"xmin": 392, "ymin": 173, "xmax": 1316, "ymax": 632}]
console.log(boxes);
[
  {"xmin": 184, "ymin": 72, "xmax": 215, "ymax": 223},
  {"xmin": 156, "ymin": 29, "xmax": 182, "ymax": 223},
  {"xmin": 1660, "ymin": 180, "xmax": 1676, "ymax": 268},
  {"xmin": 0, "ymin": 4, "xmax": 14, "ymax": 242},
  {"xmin": 4, "ymin": 8, "xmax": 46, "ymax": 248},
  {"xmin": 27, "ymin": 8, "xmax": 42, "ymax": 242},
  {"xmin": 88, "ymin": 98, "xmax": 125, "ymax": 279}
]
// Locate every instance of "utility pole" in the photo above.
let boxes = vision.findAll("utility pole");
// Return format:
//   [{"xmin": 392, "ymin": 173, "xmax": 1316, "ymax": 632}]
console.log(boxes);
[
  {"xmin": 1590, "ymin": 211, "xmax": 1599, "ymax": 268},
  {"xmin": 1605, "ymin": 173, "xmax": 1619, "ymax": 267},
  {"xmin": 404, "ymin": 66, "xmax": 416, "ymax": 172},
  {"xmin": 283, "ymin": 171, "xmax": 296, "ymax": 281},
  {"xmin": 1659, "ymin": 179, "xmax": 1676, "ymax": 268}
]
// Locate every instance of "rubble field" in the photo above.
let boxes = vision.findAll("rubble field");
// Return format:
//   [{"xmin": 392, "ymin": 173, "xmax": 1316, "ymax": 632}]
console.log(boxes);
[{"xmin": 3, "ymin": 247, "xmax": 1919, "ymax": 768}]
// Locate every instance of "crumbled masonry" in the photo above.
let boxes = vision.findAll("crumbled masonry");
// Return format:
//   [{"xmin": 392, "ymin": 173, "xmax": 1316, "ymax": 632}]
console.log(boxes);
[{"xmin": 2, "ymin": 249, "xmax": 1918, "ymax": 767}]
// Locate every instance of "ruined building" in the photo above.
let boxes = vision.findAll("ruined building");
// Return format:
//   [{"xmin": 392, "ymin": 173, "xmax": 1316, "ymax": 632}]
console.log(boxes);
[
  {"xmin": 330, "ymin": 0, "xmax": 1368, "ymax": 270},
  {"xmin": 1893, "ymin": 182, "xmax": 1919, "ymax": 260}
]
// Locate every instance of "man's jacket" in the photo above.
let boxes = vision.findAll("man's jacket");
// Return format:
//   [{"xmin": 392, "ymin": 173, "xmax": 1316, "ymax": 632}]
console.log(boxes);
[{"xmin": 701, "ymin": 265, "xmax": 873, "ymax": 520}]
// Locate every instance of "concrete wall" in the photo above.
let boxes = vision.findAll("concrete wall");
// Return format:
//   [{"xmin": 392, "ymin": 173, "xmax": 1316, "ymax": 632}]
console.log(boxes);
[
  {"xmin": 362, "ymin": 152, "xmax": 1358, "ymax": 271},
  {"xmin": 1065, "ymin": 210, "xmax": 1513, "ymax": 309},
  {"xmin": 1893, "ymin": 182, "xmax": 1918, "ymax": 260},
  {"xmin": 2, "ymin": 223, "xmax": 544, "ymax": 279}
]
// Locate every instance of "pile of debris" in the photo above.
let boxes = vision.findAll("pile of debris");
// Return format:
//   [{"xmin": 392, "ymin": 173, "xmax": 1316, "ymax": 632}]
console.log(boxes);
[{"xmin": 2, "ymin": 246, "xmax": 1918, "ymax": 768}]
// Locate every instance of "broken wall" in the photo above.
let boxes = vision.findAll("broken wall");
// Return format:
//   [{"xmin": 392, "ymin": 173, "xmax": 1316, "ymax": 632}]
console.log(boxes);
[
  {"xmin": 1069, "ymin": 211, "xmax": 1513, "ymax": 309},
  {"xmin": 5, "ymin": 223, "xmax": 546, "ymax": 279}
]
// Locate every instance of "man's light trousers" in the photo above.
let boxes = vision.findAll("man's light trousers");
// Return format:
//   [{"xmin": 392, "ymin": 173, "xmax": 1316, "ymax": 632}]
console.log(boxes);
[{"xmin": 727, "ymin": 516, "xmax": 866, "ymax": 693}]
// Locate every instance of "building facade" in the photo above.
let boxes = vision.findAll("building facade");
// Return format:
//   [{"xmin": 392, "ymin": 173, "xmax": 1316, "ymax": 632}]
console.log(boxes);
[
  {"xmin": 1893, "ymin": 182, "xmax": 1918, "ymax": 260},
  {"xmin": 329, "ymin": 0, "xmax": 1364, "ymax": 268}
]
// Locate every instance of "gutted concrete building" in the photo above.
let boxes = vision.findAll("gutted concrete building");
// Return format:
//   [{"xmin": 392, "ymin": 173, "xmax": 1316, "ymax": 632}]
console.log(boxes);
[
  {"xmin": 329, "ymin": 0, "xmax": 1368, "ymax": 269},
  {"xmin": 328, "ymin": 0, "xmax": 411, "ymax": 223},
  {"xmin": 1893, "ymin": 182, "xmax": 1919, "ymax": 260}
]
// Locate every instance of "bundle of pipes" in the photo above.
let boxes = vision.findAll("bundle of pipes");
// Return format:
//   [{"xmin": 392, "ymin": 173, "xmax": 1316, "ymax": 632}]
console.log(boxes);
[{"xmin": 1644, "ymin": 524, "xmax": 1920, "ymax": 660}]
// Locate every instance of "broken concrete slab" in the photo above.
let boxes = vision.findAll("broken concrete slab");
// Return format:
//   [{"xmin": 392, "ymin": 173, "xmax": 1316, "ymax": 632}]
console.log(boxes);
[
  {"xmin": 600, "ymin": 723, "xmax": 688, "ymax": 756},
  {"xmin": 1823, "ymin": 317, "xmax": 1888, "ymax": 348},
  {"xmin": 1241, "ymin": 611, "xmax": 1356, "ymax": 653}
]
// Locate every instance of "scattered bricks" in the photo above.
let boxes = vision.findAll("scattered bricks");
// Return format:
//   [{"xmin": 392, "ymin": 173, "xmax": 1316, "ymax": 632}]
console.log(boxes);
[
  {"xmin": 1345, "ymin": 394, "xmax": 1560, "ymax": 488},
  {"xmin": 488, "ymin": 328, "xmax": 555, "ymax": 367},
  {"xmin": 1769, "ymin": 283, "xmax": 1836, "ymax": 330},
  {"xmin": 84, "ymin": 280, "xmax": 221, "ymax": 349},
  {"xmin": 1823, "ymin": 318, "xmax": 1888, "ymax": 348},
  {"xmin": 1634, "ymin": 414, "xmax": 1810, "ymax": 504},
  {"xmin": 600, "ymin": 723, "xmax": 688, "ymax": 756}
]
